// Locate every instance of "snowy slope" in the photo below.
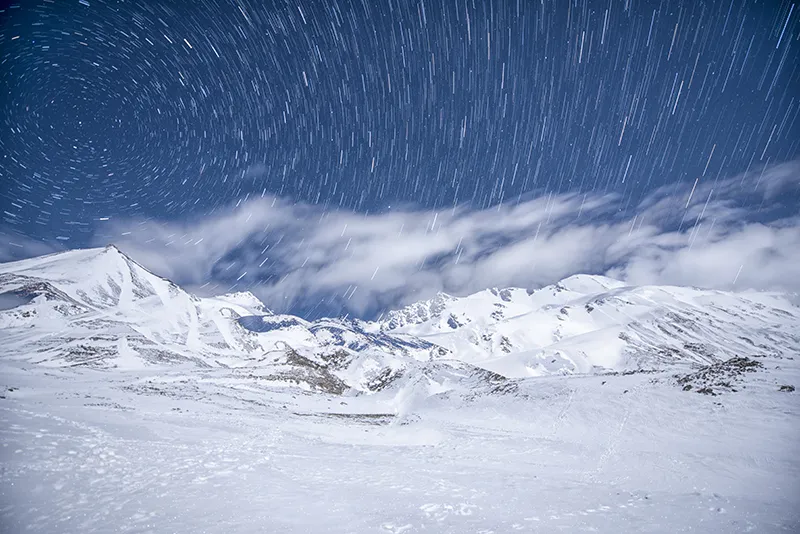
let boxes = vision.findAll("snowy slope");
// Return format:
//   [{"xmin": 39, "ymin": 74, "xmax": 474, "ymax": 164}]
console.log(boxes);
[
  {"xmin": 2, "ymin": 342, "xmax": 799, "ymax": 533},
  {"xmin": 375, "ymin": 275, "xmax": 800, "ymax": 378}
]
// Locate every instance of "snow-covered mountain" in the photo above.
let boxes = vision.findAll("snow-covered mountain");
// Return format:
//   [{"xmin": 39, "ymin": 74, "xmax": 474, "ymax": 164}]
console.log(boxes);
[
  {"xmin": 0, "ymin": 245, "xmax": 268, "ymax": 365},
  {"xmin": 373, "ymin": 274, "xmax": 800, "ymax": 378},
  {"xmin": 2, "ymin": 245, "xmax": 799, "ymax": 390},
  {"xmin": 0, "ymin": 246, "xmax": 452, "ymax": 394}
]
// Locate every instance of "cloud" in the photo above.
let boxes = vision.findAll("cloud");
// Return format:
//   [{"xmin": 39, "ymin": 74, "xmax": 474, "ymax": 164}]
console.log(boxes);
[
  {"xmin": 92, "ymin": 160, "xmax": 799, "ymax": 316},
  {"xmin": 0, "ymin": 229, "xmax": 61, "ymax": 264},
  {"xmin": 606, "ymin": 220, "xmax": 800, "ymax": 290},
  {"xmin": 91, "ymin": 195, "xmax": 302, "ymax": 283},
  {"xmin": 241, "ymin": 163, "xmax": 269, "ymax": 179}
]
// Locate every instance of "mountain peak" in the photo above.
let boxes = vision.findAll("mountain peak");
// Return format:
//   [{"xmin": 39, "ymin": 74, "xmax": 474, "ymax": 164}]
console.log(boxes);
[
  {"xmin": 555, "ymin": 274, "xmax": 626, "ymax": 294},
  {"xmin": 0, "ymin": 244, "xmax": 182, "ymax": 313},
  {"xmin": 215, "ymin": 291, "xmax": 271, "ymax": 314},
  {"xmin": 0, "ymin": 245, "xmax": 136, "ymax": 274}
]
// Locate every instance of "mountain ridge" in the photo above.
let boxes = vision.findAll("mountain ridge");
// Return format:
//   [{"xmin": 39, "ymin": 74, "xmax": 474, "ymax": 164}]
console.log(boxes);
[{"xmin": 2, "ymin": 245, "xmax": 798, "ymax": 391}]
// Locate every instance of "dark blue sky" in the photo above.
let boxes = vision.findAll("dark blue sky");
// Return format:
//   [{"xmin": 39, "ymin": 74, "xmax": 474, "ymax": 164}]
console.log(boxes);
[
  {"xmin": 1, "ymin": 0, "xmax": 799, "ymax": 319},
  {"xmin": 2, "ymin": 0, "xmax": 798, "ymax": 236}
]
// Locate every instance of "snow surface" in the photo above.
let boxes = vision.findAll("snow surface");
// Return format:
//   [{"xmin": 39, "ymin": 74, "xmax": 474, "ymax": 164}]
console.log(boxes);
[
  {"xmin": 2, "ymin": 359, "xmax": 799, "ymax": 533},
  {"xmin": 1, "ymin": 247, "xmax": 800, "ymax": 533}
]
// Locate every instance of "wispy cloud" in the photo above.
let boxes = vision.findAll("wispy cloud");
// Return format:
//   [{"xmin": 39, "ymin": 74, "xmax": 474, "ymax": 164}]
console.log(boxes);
[
  {"xmin": 241, "ymin": 163, "xmax": 269, "ymax": 180},
  {"xmin": 0, "ymin": 230, "xmax": 60, "ymax": 264},
  {"xmin": 92, "ymin": 160, "xmax": 799, "ymax": 316}
]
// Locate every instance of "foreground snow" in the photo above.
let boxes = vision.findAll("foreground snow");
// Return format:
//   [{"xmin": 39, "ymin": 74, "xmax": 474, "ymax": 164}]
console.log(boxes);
[{"xmin": 2, "ymin": 356, "xmax": 798, "ymax": 533}]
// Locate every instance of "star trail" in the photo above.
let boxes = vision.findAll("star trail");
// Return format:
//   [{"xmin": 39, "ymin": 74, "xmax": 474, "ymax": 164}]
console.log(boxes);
[
  {"xmin": 3, "ymin": 0, "xmax": 798, "ymax": 233},
  {"xmin": 0, "ymin": 0, "xmax": 799, "ymax": 317}
]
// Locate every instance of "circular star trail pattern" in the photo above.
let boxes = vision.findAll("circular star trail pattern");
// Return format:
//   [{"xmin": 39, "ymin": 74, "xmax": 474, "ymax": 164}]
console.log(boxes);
[{"xmin": 1, "ymin": 0, "xmax": 798, "ymax": 243}]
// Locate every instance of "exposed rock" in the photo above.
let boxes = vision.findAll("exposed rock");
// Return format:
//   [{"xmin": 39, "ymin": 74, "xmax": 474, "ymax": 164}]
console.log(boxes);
[
  {"xmin": 676, "ymin": 356, "xmax": 764, "ymax": 395},
  {"xmin": 275, "ymin": 348, "xmax": 350, "ymax": 395},
  {"xmin": 366, "ymin": 367, "xmax": 404, "ymax": 392},
  {"xmin": 318, "ymin": 349, "xmax": 351, "ymax": 370}
]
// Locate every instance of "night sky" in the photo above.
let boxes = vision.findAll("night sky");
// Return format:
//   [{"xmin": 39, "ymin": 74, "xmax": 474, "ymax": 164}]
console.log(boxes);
[{"xmin": 1, "ymin": 0, "xmax": 799, "ymax": 316}]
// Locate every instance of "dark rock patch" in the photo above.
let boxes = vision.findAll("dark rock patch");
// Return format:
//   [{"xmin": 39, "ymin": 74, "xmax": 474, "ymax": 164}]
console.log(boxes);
[{"xmin": 675, "ymin": 356, "xmax": 764, "ymax": 396}]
